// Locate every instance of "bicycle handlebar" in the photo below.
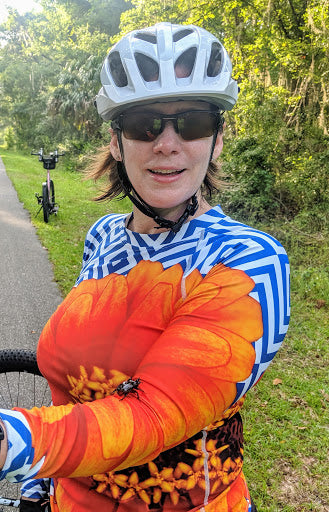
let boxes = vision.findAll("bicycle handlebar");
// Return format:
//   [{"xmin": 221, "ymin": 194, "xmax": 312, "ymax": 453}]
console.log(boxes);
[
  {"xmin": 31, "ymin": 148, "xmax": 65, "ymax": 168},
  {"xmin": 31, "ymin": 148, "xmax": 65, "ymax": 157}
]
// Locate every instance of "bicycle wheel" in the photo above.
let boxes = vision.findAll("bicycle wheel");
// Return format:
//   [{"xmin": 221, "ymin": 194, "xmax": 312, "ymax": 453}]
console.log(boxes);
[
  {"xmin": 0, "ymin": 350, "xmax": 51, "ymax": 511},
  {"xmin": 42, "ymin": 184, "xmax": 49, "ymax": 223}
]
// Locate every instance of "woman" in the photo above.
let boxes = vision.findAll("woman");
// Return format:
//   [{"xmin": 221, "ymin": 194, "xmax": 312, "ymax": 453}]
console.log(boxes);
[{"xmin": 0, "ymin": 23, "xmax": 290, "ymax": 512}]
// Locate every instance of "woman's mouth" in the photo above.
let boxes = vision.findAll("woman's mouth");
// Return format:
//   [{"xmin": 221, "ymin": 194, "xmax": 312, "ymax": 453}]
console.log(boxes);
[{"xmin": 148, "ymin": 169, "xmax": 185, "ymax": 175}]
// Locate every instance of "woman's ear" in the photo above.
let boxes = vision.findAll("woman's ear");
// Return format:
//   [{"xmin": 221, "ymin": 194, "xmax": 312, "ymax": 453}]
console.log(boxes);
[{"xmin": 109, "ymin": 129, "xmax": 122, "ymax": 161}]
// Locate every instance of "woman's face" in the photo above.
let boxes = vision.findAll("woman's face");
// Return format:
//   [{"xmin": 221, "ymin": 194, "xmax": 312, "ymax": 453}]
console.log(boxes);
[{"xmin": 110, "ymin": 101, "xmax": 224, "ymax": 217}]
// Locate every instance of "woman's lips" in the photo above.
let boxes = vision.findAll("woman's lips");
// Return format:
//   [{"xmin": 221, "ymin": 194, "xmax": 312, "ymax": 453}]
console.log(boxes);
[{"xmin": 148, "ymin": 168, "xmax": 185, "ymax": 175}]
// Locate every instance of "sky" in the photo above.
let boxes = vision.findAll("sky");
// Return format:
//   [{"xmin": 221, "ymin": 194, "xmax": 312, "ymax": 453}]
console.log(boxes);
[{"xmin": 0, "ymin": 0, "xmax": 41, "ymax": 22}]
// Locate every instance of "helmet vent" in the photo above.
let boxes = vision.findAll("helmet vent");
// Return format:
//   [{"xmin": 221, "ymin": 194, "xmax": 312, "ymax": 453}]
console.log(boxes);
[
  {"xmin": 135, "ymin": 53, "xmax": 159, "ymax": 82},
  {"xmin": 173, "ymin": 29, "xmax": 193, "ymax": 42},
  {"xmin": 175, "ymin": 48, "xmax": 197, "ymax": 78},
  {"xmin": 108, "ymin": 51, "xmax": 128, "ymax": 87},
  {"xmin": 207, "ymin": 43, "xmax": 223, "ymax": 77},
  {"xmin": 135, "ymin": 32, "xmax": 157, "ymax": 44}
]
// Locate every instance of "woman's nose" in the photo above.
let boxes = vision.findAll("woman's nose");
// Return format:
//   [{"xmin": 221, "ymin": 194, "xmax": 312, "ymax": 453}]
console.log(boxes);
[{"xmin": 152, "ymin": 121, "xmax": 181, "ymax": 154}]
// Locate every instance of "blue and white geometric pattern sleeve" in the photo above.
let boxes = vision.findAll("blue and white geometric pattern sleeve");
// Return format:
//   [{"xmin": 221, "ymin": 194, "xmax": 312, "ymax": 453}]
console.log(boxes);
[
  {"xmin": 221, "ymin": 230, "xmax": 290, "ymax": 400},
  {"xmin": 0, "ymin": 410, "xmax": 44, "ymax": 483},
  {"xmin": 20, "ymin": 477, "xmax": 50, "ymax": 499}
]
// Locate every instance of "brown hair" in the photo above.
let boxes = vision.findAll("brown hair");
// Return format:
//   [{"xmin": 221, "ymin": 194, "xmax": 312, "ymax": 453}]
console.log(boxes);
[{"xmin": 85, "ymin": 144, "xmax": 224, "ymax": 202}]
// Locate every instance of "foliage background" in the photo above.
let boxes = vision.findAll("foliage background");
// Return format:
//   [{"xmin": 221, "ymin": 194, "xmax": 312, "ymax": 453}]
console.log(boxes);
[{"xmin": 0, "ymin": 1, "xmax": 328, "ymax": 510}]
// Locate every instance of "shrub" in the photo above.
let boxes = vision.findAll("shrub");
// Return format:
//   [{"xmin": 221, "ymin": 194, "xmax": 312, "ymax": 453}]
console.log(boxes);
[{"xmin": 218, "ymin": 136, "xmax": 278, "ymax": 221}]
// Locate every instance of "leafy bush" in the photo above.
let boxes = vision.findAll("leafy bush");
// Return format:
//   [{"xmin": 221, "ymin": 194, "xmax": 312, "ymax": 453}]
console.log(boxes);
[
  {"xmin": 218, "ymin": 136, "xmax": 278, "ymax": 221},
  {"xmin": 281, "ymin": 148, "xmax": 329, "ymax": 225},
  {"xmin": 4, "ymin": 126, "xmax": 16, "ymax": 149}
]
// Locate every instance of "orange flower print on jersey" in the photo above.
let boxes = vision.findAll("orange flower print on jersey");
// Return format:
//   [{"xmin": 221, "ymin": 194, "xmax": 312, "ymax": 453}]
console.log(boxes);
[
  {"xmin": 67, "ymin": 366, "xmax": 130, "ymax": 403},
  {"xmin": 27, "ymin": 260, "xmax": 262, "ymax": 509}
]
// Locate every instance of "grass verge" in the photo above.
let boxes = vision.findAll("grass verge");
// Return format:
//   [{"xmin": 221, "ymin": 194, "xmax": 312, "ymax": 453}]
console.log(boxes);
[{"xmin": 1, "ymin": 149, "xmax": 328, "ymax": 511}]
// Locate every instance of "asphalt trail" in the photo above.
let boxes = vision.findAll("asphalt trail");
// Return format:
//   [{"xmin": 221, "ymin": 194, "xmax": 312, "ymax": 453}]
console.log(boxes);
[{"xmin": 0, "ymin": 157, "xmax": 62, "ymax": 352}]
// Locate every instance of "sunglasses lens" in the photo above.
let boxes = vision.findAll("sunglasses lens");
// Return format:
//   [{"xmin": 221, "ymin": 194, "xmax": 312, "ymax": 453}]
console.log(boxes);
[
  {"xmin": 121, "ymin": 113, "xmax": 161, "ymax": 141},
  {"xmin": 179, "ymin": 112, "xmax": 217, "ymax": 140},
  {"xmin": 120, "ymin": 111, "xmax": 218, "ymax": 141}
]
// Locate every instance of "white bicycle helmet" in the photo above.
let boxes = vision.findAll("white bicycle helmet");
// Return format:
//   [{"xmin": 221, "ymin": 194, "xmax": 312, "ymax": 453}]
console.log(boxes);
[{"xmin": 96, "ymin": 22, "xmax": 238, "ymax": 120}]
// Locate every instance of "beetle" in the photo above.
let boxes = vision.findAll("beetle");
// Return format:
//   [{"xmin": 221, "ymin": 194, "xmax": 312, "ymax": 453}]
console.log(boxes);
[{"xmin": 112, "ymin": 377, "xmax": 143, "ymax": 400}]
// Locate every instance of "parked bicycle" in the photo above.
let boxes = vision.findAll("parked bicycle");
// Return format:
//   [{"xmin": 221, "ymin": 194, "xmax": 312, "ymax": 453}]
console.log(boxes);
[{"xmin": 32, "ymin": 148, "xmax": 65, "ymax": 223}]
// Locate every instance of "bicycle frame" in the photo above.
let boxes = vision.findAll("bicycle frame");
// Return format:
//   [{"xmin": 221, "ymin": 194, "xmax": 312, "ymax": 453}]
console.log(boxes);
[{"xmin": 46, "ymin": 168, "xmax": 51, "ymax": 200}]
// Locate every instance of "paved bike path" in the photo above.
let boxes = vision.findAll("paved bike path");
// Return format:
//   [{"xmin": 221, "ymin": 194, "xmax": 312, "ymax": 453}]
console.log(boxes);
[{"xmin": 0, "ymin": 157, "xmax": 62, "ymax": 352}]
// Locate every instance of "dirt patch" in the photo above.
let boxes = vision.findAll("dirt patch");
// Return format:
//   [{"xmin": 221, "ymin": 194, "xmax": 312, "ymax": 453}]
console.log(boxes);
[{"xmin": 276, "ymin": 459, "xmax": 329, "ymax": 511}]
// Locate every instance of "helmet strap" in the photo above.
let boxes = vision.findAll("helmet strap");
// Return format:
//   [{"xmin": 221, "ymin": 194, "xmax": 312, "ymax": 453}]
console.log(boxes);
[
  {"xmin": 209, "ymin": 130, "xmax": 219, "ymax": 163},
  {"xmin": 116, "ymin": 132, "xmax": 198, "ymax": 232},
  {"xmin": 208, "ymin": 114, "xmax": 223, "ymax": 164}
]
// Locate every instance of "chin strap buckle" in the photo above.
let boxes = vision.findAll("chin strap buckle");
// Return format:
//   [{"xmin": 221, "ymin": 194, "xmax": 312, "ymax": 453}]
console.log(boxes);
[{"xmin": 154, "ymin": 194, "xmax": 198, "ymax": 232}]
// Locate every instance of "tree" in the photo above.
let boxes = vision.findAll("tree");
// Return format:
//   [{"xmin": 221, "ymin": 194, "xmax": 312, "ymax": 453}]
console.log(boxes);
[{"xmin": 0, "ymin": 0, "xmax": 131, "ymax": 149}]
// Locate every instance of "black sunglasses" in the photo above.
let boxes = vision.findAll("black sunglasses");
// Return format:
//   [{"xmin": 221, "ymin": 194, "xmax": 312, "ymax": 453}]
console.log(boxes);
[{"xmin": 111, "ymin": 110, "xmax": 223, "ymax": 142}]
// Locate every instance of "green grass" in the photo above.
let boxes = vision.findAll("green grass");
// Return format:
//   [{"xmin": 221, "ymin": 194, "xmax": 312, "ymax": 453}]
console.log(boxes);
[
  {"xmin": 1, "ymin": 149, "xmax": 328, "ymax": 511},
  {"xmin": 243, "ymin": 305, "xmax": 329, "ymax": 511}
]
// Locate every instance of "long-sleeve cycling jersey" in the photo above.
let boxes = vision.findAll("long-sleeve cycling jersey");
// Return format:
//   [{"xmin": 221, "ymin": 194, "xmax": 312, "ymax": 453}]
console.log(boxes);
[{"xmin": 0, "ymin": 205, "xmax": 290, "ymax": 512}]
